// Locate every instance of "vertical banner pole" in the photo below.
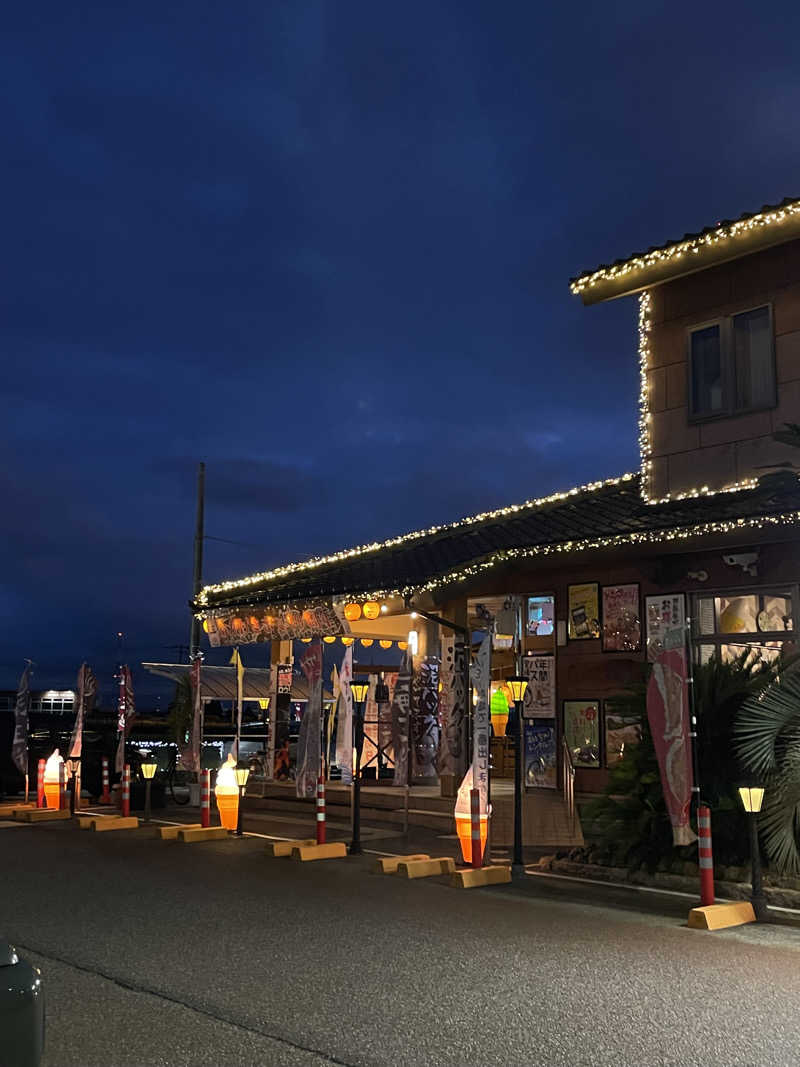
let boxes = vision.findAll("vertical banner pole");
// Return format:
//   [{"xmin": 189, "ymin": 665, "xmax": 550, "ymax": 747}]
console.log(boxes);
[
  {"xmin": 58, "ymin": 763, "xmax": 66, "ymax": 811},
  {"xmin": 470, "ymin": 787, "xmax": 482, "ymax": 869},
  {"xmin": 698, "ymin": 804, "xmax": 715, "ymax": 906},
  {"xmin": 101, "ymin": 757, "xmax": 111, "ymax": 804},
  {"xmin": 122, "ymin": 764, "xmax": 131, "ymax": 818},
  {"xmin": 37, "ymin": 760, "xmax": 45, "ymax": 808},
  {"xmin": 201, "ymin": 769, "xmax": 210, "ymax": 828},
  {"xmin": 316, "ymin": 771, "xmax": 326, "ymax": 844}
]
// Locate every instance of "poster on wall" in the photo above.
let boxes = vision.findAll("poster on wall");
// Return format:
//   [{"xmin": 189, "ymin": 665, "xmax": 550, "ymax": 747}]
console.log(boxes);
[
  {"xmin": 602, "ymin": 584, "xmax": 641, "ymax": 652},
  {"xmin": 604, "ymin": 708, "xmax": 642, "ymax": 766},
  {"xmin": 524, "ymin": 723, "xmax": 557, "ymax": 788},
  {"xmin": 522, "ymin": 655, "xmax": 555, "ymax": 718},
  {"xmin": 645, "ymin": 594, "xmax": 686, "ymax": 662},
  {"xmin": 563, "ymin": 700, "xmax": 601, "ymax": 768},
  {"xmin": 568, "ymin": 584, "xmax": 600, "ymax": 640}
]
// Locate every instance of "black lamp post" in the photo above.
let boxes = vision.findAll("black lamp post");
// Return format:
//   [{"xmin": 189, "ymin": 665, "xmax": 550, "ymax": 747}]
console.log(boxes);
[
  {"xmin": 739, "ymin": 784, "xmax": 768, "ymax": 921},
  {"xmin": 349, "ymin": 679, "xmax": 369, "ymax": 855},
  {"xmin": 506, "ymin": 676, "xmax": 529, "ymax": 874},
  {"xmin": 234, "ymin": 766, "xmax": 250, "ymax": 836},
  {"xmin": 141, "ymin": 759, "xmax": 157, "ymax": 823}
]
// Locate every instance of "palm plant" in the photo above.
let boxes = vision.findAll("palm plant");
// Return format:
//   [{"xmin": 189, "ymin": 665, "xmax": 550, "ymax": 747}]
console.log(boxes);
[{"xmin": 735, "ymin": 660, "xmax": 800, "ymax": 875}]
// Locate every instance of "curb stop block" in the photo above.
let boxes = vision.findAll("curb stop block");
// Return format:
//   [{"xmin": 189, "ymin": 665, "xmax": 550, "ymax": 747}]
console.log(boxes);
[
  {"xmin": 450, "ymin": 865, "xmax": 511, "ymax": 889},
  {"xmin": 397, "ymin": 857, "xmax": 455, "ymax": 879},
  {"xmin": 158, "ymin": 823, "xmax": 202, "ymax": 840},
  {"xmin": 177, "ymin": 826, "xmax": 229, "ymax": 844},
  {"xmin": 688, "ymin": 902, "xmax": 756, "ymax": 930},
  {"xmin": 292, "ymin": 842, "xmax": 347, "ymax": 862},
  {"xmin": 13, "ymin": 809, "xmax": 71, "ymax": 823},
  {"xmin": 92, "ymin": 817, "xmax": 140, "ymax": 832},
  {"xmin": 267, "ymin": 839, "xmax": 316, "ymax": 858},
  {"xmin": 374, "ymin": 854, "xmax": 430, "ymax": 874}
]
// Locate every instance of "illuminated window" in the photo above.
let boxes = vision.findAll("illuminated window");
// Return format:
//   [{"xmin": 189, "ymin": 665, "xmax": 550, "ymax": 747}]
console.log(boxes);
[{"xmin": 692, "ymin": 589, "xmax": 795, "ymax": 667}]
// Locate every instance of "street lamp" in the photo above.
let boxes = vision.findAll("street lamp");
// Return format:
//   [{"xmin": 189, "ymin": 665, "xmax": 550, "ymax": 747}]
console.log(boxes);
[
  {"xmin": 234, "ymin": 766, "xmax": 250, "ymax": 837},
  {"xmin": 141, "ymin": 759, "xmax": 157, "ymax": 824},
  {"xmin": 739, "ymin": 784, "xmax": 768, "ymax": 921},
  {"xmin": 258, "ymin": 698, "xmax": 271, "ymax": 775},
  {"xmin": 349, "ymin": 679, "xmax": 370, "ymax": 855},
  {"xmin": 506, "ymin": 675, "xmax": 529, "ymax": 874}
]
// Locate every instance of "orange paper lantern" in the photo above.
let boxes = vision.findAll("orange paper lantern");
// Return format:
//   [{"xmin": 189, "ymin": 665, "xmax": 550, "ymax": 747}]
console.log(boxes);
[
  {"xmin": 344, "ymin": 603, "xmax": 362, "ymax": 622},
  {"xmin": 360, "ymin": 638, "xmax": 374, "ymax": 647},
  {"xmin": 362, "ymin": 601, "xmax": 380, "ymax": 620},
  {"xmin": 379, "ymin": 640, "xmax": 393, "ymax": 649}
]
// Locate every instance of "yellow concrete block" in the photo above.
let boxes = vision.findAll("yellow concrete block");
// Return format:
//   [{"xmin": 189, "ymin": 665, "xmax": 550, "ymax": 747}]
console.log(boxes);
[
  {"xmin": 396, "ymin": 857, "xmax": 456, "ymax": 879},
  {"xmin": 292, "ymin": 842, "xmax": 348, "ymax": 862},
  {"xmin": 688, "ymin": 902, "xmax": 757, "ymax": 930},
  {"xmin": 14, "ymin": 808, "xmax": 71, "ymax": 822},
  {"xmin": 158, "ymin": 823, "xmax": 202, "ymax": 840},
  {"xmin": 267, "ymin": 838, "xmax": 316, "ymax": 858},
  {"xmin": 0, "ymin": 802, "xmax": 34, "ymax": 815},
  {"xmin": 77, "ymin": 816, "xmax": 98, "ymax": 829},
  {"xmin": 177, "ymin": 826, "xmax": 230, "ymax": 843},
  {"xmin": 92, "ymin": 817, "xmax": 140, "ymax": 832},
  {"xmin": 374, "ymin": 854, "xmax": 430, "ymax": 874},
  {"xmin": 450, "ymin": 865, "xmax": 512, "ymax": 889}
]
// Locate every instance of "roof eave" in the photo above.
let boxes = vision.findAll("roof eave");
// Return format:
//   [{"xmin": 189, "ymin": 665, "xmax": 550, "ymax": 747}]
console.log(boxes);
[{"xmin": 574, "ymin": 212, "xmax": 800, "ymax": 305}]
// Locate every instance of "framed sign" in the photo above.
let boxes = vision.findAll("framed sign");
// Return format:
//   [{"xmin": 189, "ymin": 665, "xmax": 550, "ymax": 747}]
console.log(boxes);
[
  {"xmin": 522, "ymin": 654, "xmax": 555, "ymax": 718},
  {"xmin": 563, "ymin": 700, "xmax": 601, "ymax": 768},
  {"xmin": 604, "ymin": 707, "xmax": 642, "ymax": 766},
  {"xmin": 602, "ymin": 584, "xmax": 641, "ymax": 652},
  {"xmin": 568, "ymin": 584, "xmax": 600, "ymax": 640},
  {"xmin": 524, "ymin": 722, "xmax": 557, "ymax": 788},
  {"xmin": 645, "ymin": 594, "xmax": 686, "ymax": 663}
]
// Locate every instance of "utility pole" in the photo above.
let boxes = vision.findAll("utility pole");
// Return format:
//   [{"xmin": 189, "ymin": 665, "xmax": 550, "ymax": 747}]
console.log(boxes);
[{"xmin": 189, "ymin": 462, "xmax": 206, "ymax": 660}]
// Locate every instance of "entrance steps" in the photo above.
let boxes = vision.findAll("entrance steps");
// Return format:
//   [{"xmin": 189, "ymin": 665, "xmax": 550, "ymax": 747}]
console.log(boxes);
[{"xmin": 245, "ymin": 780, "xmax": 583, "ymax": 847}]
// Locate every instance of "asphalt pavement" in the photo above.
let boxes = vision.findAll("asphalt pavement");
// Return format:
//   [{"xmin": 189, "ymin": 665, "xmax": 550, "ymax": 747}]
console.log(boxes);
[{"xmin": 3, "ymin": 809, "xmax": 800, "ymax": 1067}]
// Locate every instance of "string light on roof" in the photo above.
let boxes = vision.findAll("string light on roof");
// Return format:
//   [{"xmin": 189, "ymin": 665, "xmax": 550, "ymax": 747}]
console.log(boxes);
[{"xmin": 570, "ymin": 198, "xmax": 800, "ymax": 295}]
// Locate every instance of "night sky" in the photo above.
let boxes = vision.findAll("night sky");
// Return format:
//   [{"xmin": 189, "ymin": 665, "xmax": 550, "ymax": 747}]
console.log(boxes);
[{"xmin": 4, "ymin": 2, "xmax": 799, "ymax": 702}]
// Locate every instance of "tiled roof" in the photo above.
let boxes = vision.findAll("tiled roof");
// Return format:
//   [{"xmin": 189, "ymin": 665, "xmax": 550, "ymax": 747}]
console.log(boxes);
[
  {"xmin": 198, "ymin": 473, "xmax": 800, "ymax": 611},
  {"xmin": 570, "ymin": 196, "xmax": 800, "ymax": 295}
]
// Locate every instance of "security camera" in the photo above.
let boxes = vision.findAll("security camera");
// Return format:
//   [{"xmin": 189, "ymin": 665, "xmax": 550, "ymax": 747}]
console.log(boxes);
[{"xmin": 722, "ymin": 552, "xmax": 759, "ymax": 576}]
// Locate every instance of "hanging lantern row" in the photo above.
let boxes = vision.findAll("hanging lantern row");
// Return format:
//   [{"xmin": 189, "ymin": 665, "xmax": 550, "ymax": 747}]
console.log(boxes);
[
  {"xmin": 304, "ymin": 635, "xmax": 406, "ymax": 650},
  {"xmin": 342, "ymin": 600, "xmax": 386, "ymax": 622}
]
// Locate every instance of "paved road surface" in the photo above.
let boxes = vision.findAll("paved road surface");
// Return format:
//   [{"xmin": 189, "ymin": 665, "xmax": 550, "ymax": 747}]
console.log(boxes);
[{"xmin": 3, "ymin": 816, "xmax": 800, "ymax": 1067}]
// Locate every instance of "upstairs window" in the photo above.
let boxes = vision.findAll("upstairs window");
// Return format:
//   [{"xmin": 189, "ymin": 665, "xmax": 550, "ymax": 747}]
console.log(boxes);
[{"xmin": 688, "ymin": 305, "xmax": 775, "ymax": 419}]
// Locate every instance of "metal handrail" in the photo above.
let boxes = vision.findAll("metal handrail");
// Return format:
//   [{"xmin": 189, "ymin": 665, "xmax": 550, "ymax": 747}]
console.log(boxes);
[{"xmin": 562, "ymin": 737, "xmax": 576, "ymax": 829}]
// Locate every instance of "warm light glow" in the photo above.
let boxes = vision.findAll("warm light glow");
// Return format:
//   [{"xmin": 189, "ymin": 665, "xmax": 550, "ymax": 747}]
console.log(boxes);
[
  {"xmin": 249, "ymin": 616, "xmax": 260, "ymax": 628},
  {"xmin": 302, "ymin": 609, "xmax": 315, "ymax": 624},
  {"xmin": 232, "ymin": 617, "xmax": 245, "ymax": 631},
  {"xmin": 323, "ymin": 635, "xmax": 336, "ymax": 644},
  {"xmin": 44, "ymin": 749, "xmax": 63, "ymax": 783},
  {"xmin": 407, "ymin": 629, "xmax": 419, "ymax": 655},
  {"xmin": 506, "ymin": 676, "xmax": 528, "ymax": 703},
  {"xmin": 300, "ymin": 637, "xmax": 312, "ymax": 643},
  {"xmin": 234, "ymin": 766, "xmax": 250, "ymax": 788},
  {"xmin": 258, "ymin": 698, "xmax": 271, "ymax": 711},
  {"xmin": 344, "ymin": 603, "xmax": 362, "ymax": 622},
  {"xmin": 285, "ymin": 610, "xmax": 300, "ymax": 626},
  {"xmin": 739, "ymin": 785, "xmax": 765, "ymax": 813},
  {"xmin": 380, "ymin": 604, "xmax": 388, "ymax": 613},
  {"xmin": 398, "ymin": 641, "xmax": 408, "ymax": 651},
  {"xmin": 215, "ymin": 755, "xmax": 238, "ymax": 793},
  {"xmin": 350, "ymin": 679, "xmax": 370, "ymax": 703},
  {"xmin": 362, "ymin": 601, "xmax": 380, "ymax": 620},
  {"xmin": 141, "ymin": 761, "xmax": 157, "ymax": 780},
  {"xmin": 342, "ymin": 637, "xmax": 354, "ymax": 646},
  {"xmin": 360, "ymin": 638, "xmax": 374, "ymax": 647},
  {"xmin": 202, "ymin": 620, "xmax": 210, "ymax": 633},
  {"xmin": 379, "ymin": 640, "xmax": 393, "ymax": 649},
  {"xmin": 410, "ymin": 611, "xmax": 418, "ymax": 619},
  {"xmin": 215, "ymin": 754, "xmax": 239, "ymax": 830}
]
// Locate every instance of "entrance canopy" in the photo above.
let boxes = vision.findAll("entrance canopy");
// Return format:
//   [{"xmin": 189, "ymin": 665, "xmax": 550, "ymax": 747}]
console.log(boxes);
[{"xmin": 141, "ymin": 663, "xmax": 332, "ymax": 703}]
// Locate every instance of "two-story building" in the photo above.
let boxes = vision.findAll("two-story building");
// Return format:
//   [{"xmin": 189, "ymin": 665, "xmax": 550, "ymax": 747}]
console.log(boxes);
[{"xmin": 193, "ymin": 195, "xmax": 800, "ymax": 839}]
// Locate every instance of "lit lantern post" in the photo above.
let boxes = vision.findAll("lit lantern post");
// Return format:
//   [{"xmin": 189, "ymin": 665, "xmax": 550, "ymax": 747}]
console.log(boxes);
[
  {"xmin": 349, "ymin": 679, "xmax": 370, "ymax": 855},
  {"xmin": 215, "ymin": 754, "xmax": 239, "ymax": 831},
  {"xmin": 43, "ymin": 750, "xmax": 64, "ymax": 810},
  {"xmin": 141, "ymin": 758, "xmax": 157, "ymax": 823},
  {"xmin": 506, "ymin": 676, "xmax": 529, "ymax": 875},
  {"xmin": 739, "ymin": 784, "xmax": 768, "ymax": 921},
  {"xmin": 234, "ymin": 766, "xmax": 250, "ymax": 836}
]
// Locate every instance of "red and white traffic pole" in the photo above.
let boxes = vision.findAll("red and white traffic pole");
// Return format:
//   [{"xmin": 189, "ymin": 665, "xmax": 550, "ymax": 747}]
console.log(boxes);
[
  {"xmin": 200, "ymin": 769, "xmax": 210, "ymax": 828},
  {"xmin": 122, "ymin": 764, "xmax": 131, "ymax": 818},
  {"xmin": 58, "ymin": 763, "xmax": 67, "ymax": 811},
  {"xmin": 101, "ymin": 757, "xmax": 111, "ymax": 804},
  {"xmin": 316, "ymin": 771, "xmax": 326, "ymax": 844},
  {"xmin": 470, "ymin": 787, "xmax": 482, "ymax": 869},
  {"xmin": 37, "ymin": 759, "xmax": 45, "ymax": 808},
  {"xmin": 698, "ymin": 804, "xmax": 715, "ymax": 906}
]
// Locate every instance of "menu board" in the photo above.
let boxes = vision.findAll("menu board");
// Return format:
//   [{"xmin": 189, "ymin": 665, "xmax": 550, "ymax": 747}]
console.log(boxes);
[
  {"xmin": 522, "ymin": 655, "xmax": 555, "ymax": 718},
  {"xmin": 602, "ymin": 584, "xmax": 641, "ymax": 652},
  {"xmin": 524, "ymin": 723, "xmax": 557, "ymax": 788},
  {"xmin": 645, "ymin": 594, "xmax": 686, "ymax": 662},
  {"xmin": 568, "ymin": 584, "xmax": 600, "ymax": 640},
  {"xmin": 563, "ymin": 700, "xmax": 601, "ymax": 768}
]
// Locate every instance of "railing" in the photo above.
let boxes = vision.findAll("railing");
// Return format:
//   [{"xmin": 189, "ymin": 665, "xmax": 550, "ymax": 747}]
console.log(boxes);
[{"xmin": 562, "ymin": 737, "xmax": 576, "ymax": 830}]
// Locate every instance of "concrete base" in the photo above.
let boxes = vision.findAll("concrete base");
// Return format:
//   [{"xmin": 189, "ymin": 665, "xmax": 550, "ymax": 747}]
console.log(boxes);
[
  {"xmin": 451, "ymin": 865, "xmax": 512, "ymax": 889},
  {"xmin": 177, "ymin": 826, "xmax": 229, "ymax": 843},
  {"xmin": 91, "ymin": 817, "xmax": 140, "ymax": 832},
  {"xmin": 292, "ymin": 842, "xmax": 347, "ymax": 862},
  {"xmin": 267, "ymin": 839, "xmax": 316, "ymax": 858},
  {"xmin": 14, "ymin": 808, "xmax": 71, "ymax": 822},
  {"xmin": 158, "ymin": 823, "xmax": 203, "ymax": 840},
  {"xmin": 688, "ymin": 902, "xmax": 757, "ymax": 930},
  {"xmin": 374, "ymin": 854, "xmax": 430, "ymax": 874},
  {"xmin": 396, "ymin": 857, "xmax": 456, "ymax": 879}
]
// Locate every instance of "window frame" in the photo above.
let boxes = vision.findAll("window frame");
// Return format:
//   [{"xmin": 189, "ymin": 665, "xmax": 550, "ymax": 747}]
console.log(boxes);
[
  {"xmin": 690, "ymin": 585, "xmax": 797, "ymax": 665},
  {"xmin": 686, "ymin": 302, "xmax": 776, "ymax": 422}
]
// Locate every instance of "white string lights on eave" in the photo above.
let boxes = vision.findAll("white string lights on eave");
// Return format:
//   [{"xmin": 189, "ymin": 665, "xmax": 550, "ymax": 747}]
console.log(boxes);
[
  {"xmin": 570, "ymin": 200, "xmax": 800, "ymax": 296},
  {"xmin": 197, "ymin": 472, "xmax": 639, "ymax": 605}
]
